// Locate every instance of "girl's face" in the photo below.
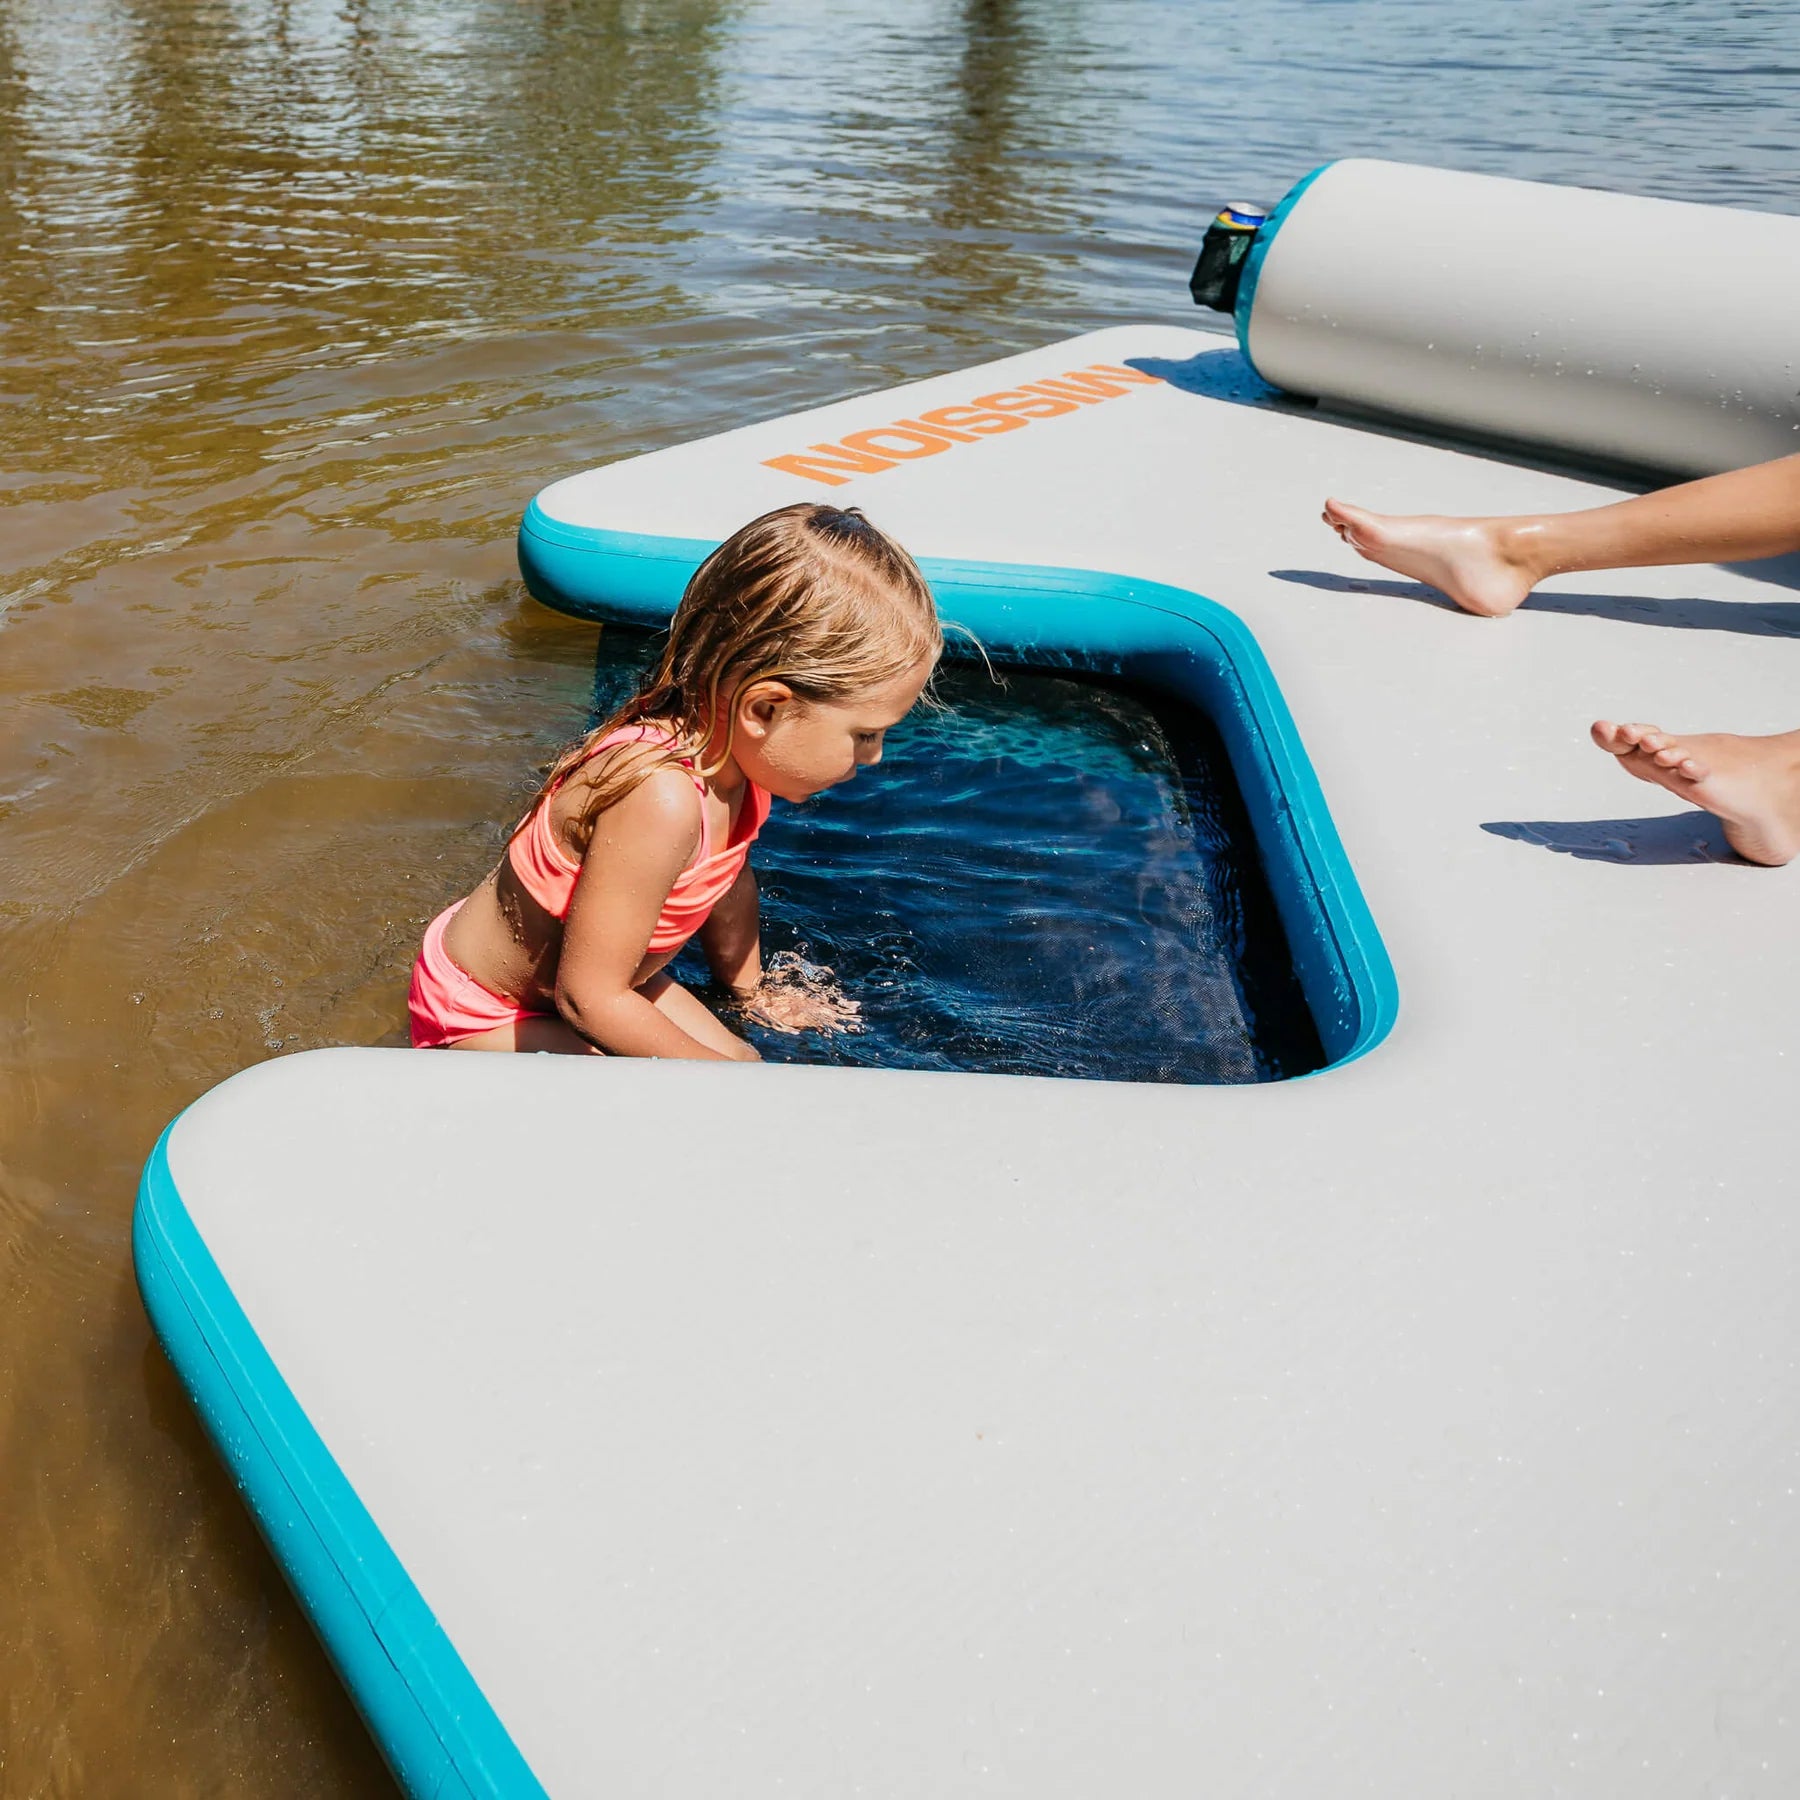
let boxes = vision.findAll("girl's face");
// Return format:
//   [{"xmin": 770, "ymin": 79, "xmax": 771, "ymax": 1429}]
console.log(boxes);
[{"xmin": 732, "ymin": 657, "xmax": 935, "ymax": 803}]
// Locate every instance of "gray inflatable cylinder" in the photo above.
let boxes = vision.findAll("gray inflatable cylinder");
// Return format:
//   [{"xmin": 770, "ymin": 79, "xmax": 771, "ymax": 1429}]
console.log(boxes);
[{"xmin": 1238, "ymin": 159, "xmax": 1800, "ymax": 477}]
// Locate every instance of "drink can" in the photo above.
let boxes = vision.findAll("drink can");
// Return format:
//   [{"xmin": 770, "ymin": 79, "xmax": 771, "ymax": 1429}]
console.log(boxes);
[{"xmin": 1219, "ymin": 202, "xmax": 1270, "ymax": 232}]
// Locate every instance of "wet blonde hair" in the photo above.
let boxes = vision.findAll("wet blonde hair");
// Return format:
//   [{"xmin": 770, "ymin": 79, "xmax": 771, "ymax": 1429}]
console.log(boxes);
[{"xmin": 525, "ymin": 502, "xmax": 942, "ymax": 851}]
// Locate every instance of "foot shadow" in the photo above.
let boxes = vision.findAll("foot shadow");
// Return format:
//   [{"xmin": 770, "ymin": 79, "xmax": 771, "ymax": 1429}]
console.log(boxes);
[
  {"xmin": 1271, "ymin": 568, "xmax": 1800, "ymax": 638},
  {"xmin": 1482, "ymin": 814, "xmax": 1744, "ymax": 865}
]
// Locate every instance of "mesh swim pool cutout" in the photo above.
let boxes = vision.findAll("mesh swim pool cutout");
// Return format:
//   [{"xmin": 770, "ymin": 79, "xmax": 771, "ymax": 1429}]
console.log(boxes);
[{"xmin": 517, "ymin": 511, "xmax": 1398, "ymax": 1070}]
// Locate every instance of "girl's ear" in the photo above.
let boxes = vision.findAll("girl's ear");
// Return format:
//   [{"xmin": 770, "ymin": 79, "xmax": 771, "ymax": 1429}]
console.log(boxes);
[{"xmin": 737, "ymin": 680, "xmax": 795, "ymax": 741}]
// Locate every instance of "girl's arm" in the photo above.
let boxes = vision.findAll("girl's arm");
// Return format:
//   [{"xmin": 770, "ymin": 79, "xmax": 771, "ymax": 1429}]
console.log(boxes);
[
  {"xmin": 698, "ymin": 863, "xmax": 762, "ymax": 1000},
  {"xmin": 554, "ymin": 771, "xmax": 749, "ymax": 1060}
]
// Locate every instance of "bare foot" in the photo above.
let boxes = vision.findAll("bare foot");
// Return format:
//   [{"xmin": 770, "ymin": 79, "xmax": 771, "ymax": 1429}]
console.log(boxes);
[
  {"xmin": 1590, "ymin": 720, "xmax": 1800, "ymax": 866},
  {"xmin": 1322, "ymin": 498, "xmax": 1540, "ymax": 618}
]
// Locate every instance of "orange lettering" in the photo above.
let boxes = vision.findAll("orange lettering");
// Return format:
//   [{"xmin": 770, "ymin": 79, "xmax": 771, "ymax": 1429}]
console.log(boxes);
[
  {"xmin": 1021, "ymin": 379, "xmax": 1105, "ymax": 405},
  {"xmin": 840, "ymin": 426, "xmax": 954, "ymax": 460},
  {"xmin": 975, "ymin": 388, "xmax": 1079, "ymax": 420},
  {"xmin": 893, "ymin": 414, "xmax": 979, "ymax": 442},
  {"xmin": 761, "ymin": 442, "xmax": 898, "ymax": 487},
  {"xmin": 1083, "ymin": 362, "xmax": 1162, "ymax": 385},
  {"xmin": 916, "ymin": 404, "xmax": 1027, "ymax": 438},
  {"xmin": 763, "ymin": 363, "xmax": 1160, "ymax": 483},
  {"xmin": 1024, "ymin": 372, "xmax": 1139, "ymax": 402}
]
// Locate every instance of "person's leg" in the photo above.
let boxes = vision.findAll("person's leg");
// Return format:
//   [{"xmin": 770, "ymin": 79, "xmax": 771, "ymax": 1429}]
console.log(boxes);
[
  {"xmin": 447, "ymin": 1015, "xmax": 606, "ymax": 1052},
  {"xmin": 639, "ymin": 971, "xmax": 760, "ymax": 1061},
  {"xmin": 1324, "ymin": 451, "xmax": 1800, "ymax": 618},
  {"xmin": 1590, "ymin": 720, "xmax": 1800, "ymax": 866},
  {"xmin": 443, "ymin": 982, "xmax": 755, "ymax": 1057}
]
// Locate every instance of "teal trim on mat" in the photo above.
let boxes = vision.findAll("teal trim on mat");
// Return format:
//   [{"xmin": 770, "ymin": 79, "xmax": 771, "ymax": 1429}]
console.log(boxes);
[
  {"xmin": 134, "ymin": 1127, "xmax": 550, "ymax": 1800},
  {"xmin": 1233, "ymin": 160, "xmax": 1333, "ymax": 382},
  {"xmin": 518, "ymin": 506, "xmax": 1398, "ymax": 1068}
]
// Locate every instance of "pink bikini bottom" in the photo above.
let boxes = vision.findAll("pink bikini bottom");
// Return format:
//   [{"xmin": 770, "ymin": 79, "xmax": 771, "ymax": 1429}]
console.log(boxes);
[{"xmin": 407, "ymin": 902, "xmax": 545, "ymax": 1049}]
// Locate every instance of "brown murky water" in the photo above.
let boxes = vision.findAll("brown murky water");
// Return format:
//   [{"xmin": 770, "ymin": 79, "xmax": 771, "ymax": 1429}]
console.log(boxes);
[{"xmin": 2, "ymin": 0, "xmax": 1793, "ymax": 1791}]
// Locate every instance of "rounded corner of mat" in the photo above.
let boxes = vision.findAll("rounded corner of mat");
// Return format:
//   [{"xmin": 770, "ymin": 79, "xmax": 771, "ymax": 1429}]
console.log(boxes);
[
  {"xmin": 130, "ymin": 1112, "xmax": 551, "ymax": 1799},
  {"xmin": 518, "ymin": 502, "xmax": 705, "ymax": 626}
]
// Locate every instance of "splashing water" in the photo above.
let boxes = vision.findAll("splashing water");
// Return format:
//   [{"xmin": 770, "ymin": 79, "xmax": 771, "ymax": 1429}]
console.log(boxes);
[{"xmin": 738, "ymin": 947, "xmax": 865, "ymax": 1036}]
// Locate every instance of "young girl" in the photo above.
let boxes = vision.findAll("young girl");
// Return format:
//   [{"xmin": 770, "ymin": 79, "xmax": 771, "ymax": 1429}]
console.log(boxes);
[{"xmin": 408, "ymin": 502, "xmax": 942, "ymax": 1057}]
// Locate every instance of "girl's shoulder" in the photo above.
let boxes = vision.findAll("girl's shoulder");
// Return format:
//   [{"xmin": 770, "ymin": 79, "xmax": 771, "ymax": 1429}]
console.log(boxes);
[{"xmin": 555, "ymin": 749, "xmax": 705, "ymax": 852}]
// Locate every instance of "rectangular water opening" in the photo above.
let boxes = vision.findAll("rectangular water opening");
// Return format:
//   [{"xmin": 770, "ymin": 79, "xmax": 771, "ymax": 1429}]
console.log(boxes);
[{"xmin": 590, "ymin": 633, "xmax": 1326, "ymax": 1084}]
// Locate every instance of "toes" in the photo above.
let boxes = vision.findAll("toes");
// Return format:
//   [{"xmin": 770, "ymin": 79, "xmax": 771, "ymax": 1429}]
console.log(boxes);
[
  {"xmin": 1594, "ymin": 720, "xmax": 1713, "ymax": 784},
  {"xmin": 1647, "ymin": 739, "xmax": 1705, "ymax": 780}
]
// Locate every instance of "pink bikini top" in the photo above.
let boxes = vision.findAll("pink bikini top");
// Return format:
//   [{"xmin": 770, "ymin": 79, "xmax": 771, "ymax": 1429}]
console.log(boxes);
[{"xmin": 509, "ymin": 725, "xmax": 769, "ymax": 954}]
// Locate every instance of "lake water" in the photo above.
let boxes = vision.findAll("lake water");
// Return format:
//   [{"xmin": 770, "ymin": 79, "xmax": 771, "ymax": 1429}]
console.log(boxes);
[{"xmin": 1, "ymin": 0, "xmax": 1794, "ymax": 1791}]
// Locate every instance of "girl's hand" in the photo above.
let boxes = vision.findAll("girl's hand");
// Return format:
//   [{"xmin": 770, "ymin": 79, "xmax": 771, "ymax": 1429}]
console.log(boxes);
[{"xmin": 739, "ymin": 951, "xmax": 862, "ymax": 1035}]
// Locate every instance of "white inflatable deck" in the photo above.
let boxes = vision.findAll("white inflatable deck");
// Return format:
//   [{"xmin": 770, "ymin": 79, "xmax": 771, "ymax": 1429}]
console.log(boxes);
[{"xmin": 139, "ymin": 315, "xmax": 1800, "ymax": 1797}]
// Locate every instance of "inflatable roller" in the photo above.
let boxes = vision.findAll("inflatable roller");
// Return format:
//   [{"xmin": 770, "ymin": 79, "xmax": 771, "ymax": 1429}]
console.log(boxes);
[{"xmin": 1194, "ymin": 159, "xmax": 1800, "ymax": 477}]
